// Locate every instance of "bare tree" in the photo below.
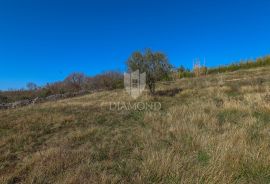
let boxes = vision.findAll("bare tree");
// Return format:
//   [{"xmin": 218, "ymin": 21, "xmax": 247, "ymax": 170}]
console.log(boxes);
[{"xmin": 64, "ymin": 72, "xmax": 87, "ymax": 91}]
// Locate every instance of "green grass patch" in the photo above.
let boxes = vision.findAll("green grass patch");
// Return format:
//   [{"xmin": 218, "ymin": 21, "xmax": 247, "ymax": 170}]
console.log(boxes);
[
  {"xmin": 217, "ymin": 109, "xmax": 248, "ymax": 125},
  {"xmin": 197, "ymin": 150, "xmax": 210, "ymax": 166}
]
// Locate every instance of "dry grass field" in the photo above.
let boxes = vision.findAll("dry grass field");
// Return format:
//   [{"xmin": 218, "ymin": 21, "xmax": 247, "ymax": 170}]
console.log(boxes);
[{"xmin": 1, "ymin": 67, "xmax": 270, "ymax": 184}]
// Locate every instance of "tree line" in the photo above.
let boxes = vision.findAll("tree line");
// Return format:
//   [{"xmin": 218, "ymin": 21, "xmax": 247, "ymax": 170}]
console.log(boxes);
[
  {"xmin": 175, "ymin": 55, "xmax": 270, "ymax": 78},
  {"xmin": 0, "ymin": 49, "xmax": 172, "ymax": 103},
  {"xmin": 1, "ymin": 50, "xmax": 270, "ymax": 103},
  {"xmin": 0, "ymin": 71, "xmax": 124, "ymax": 103}
]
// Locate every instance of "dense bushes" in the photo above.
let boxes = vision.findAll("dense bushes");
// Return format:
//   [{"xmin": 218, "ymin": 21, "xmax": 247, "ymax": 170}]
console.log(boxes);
[
  {"xmin": 45, "ymin": 71, "xmax": 123, "ymax": 93},
  {"xmin": 0, "ymin": 90, "xmax": 39, "ymax": 103},
  {"xmin": 176, "ymin": 55, "xmax": 270, "ymax": 79},
  {"xmin": 87, "ymin": 71, "xmax": 123, "ymax": 90},
  {"xmin": 177, "ymin": 66, "xmax": 195, "ymax": 78},
  {"xmin": 208, "ymin": 56, "xmax": 270, "ymax": 74},
  {"xmin": 0, "ymin": 71, "xmax": 124, "ymax": 103}
]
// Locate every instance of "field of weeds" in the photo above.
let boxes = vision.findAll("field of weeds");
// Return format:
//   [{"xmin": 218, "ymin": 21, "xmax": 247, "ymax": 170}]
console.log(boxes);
[{"xmin": 1, "ymin": 67, "xmax": 270, "ymax": 184}]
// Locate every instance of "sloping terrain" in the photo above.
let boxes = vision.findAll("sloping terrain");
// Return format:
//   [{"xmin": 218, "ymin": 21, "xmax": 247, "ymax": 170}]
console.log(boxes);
[{"xmin": 1, "ymin": 67, "xmax": 270, "ymax": 184}]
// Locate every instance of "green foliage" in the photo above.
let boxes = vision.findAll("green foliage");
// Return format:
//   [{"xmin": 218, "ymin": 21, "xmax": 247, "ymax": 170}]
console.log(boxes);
[
  {"xmin": 126, "ymin": 49, "xmax": 172, "ymax": 94},
  {"xmin": 0, "ymin": 94, "xmax": 8, "ymax": 103},
  {"xmin": 208, "ymin": 56, "xmax": 270, "ymax": 74},
  {"xmin": 177, "ymin": 66, "xmax": 194, "ymax": 78},
  {"xmin": 217, "ymin": 109, "xmax": 248, "ymax": 125},
  {"xmin": 127, "ymin": 49, "xmax": 172, "ymax": 94},
  {"xmin": 179, "ymin": 71, "xmax": 195, "ymax": 78},
  {"xmin": 175, "ymin": 55, "xmax": 270, "ymax": 79}
]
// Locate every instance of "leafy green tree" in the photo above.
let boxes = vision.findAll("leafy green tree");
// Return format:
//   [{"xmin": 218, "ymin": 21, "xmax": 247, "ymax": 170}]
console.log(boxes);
[{"xmin": 126, "ymin": 49, "xmax": 172, "ymax": 94}]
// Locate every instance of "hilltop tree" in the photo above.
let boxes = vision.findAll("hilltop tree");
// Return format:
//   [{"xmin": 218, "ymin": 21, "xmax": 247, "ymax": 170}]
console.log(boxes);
[{"xmin": 126, "ymin": 49, "xmax": 172, "ymax": 94}]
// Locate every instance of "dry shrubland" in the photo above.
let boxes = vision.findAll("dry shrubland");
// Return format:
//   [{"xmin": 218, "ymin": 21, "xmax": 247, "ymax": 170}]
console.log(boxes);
[{"xmin": 0, "ymin": 67, "xmax": 270, "ymax": 184}]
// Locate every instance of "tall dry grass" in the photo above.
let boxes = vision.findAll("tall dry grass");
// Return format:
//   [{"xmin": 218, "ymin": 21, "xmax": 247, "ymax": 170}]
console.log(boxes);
[{"xmin": 0, "ymin": 67, "xmax": 270, "ymax": 184}]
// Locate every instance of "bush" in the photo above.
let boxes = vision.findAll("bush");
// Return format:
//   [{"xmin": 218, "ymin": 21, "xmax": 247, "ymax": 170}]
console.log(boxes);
[{"xmin": 0, "ymin": 94, "xmax": 8, "ymax": 103}]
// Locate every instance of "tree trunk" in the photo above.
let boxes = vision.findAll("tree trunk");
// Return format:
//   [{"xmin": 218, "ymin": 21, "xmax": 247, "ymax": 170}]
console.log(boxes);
[{"xmin": 148, "ymin": 82, "xmax": 155, "ymax": 95}]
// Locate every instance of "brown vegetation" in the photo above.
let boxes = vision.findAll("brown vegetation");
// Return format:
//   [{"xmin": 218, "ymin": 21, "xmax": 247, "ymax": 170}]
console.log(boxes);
[
  {"xmin": 0, "ymin": 71, "xmax": 124, "ymax": 104},
  {"xmin": 0, "ymin": 66, "xmax": 270, "ymax": 183}
]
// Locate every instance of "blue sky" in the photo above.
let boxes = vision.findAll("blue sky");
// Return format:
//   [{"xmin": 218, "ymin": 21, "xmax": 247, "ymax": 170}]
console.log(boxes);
[{"xmin": 0, "ymin": 0, "xmax": 270, "ymax": 90}]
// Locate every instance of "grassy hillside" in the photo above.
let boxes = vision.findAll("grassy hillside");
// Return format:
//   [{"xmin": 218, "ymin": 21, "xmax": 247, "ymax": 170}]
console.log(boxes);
[{"xmin": 1, "ymin": 67, "xmax": 270, "ymax": 184}]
